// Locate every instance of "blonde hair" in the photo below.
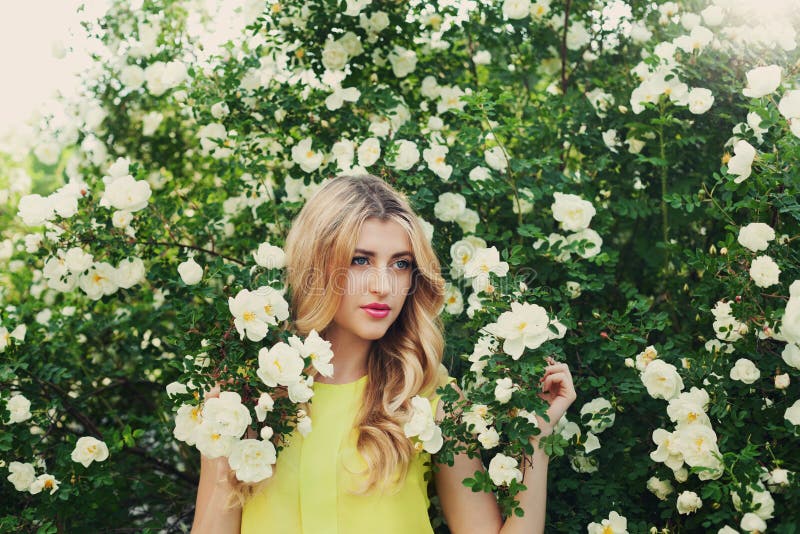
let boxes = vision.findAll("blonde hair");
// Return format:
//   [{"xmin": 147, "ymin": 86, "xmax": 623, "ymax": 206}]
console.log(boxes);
[{"xmin": 283, "ymin": 174, "xmax": 446, "ymax": 492}]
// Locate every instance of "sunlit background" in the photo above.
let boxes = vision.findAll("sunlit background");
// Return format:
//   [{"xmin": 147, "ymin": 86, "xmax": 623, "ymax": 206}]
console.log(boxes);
[
  {"xmin": 1, "ymin": 0, "xmax": 799, "ymax": 152},
  {"xmin": 0, "ymin": 1, "xmax": 100, "ymax": 135}
]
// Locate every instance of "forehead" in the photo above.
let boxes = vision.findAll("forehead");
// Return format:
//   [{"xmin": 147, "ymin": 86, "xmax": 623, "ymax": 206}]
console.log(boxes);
[{"xmin": 356, "ymin": 218, "xmax": 413, "ymax": 254}]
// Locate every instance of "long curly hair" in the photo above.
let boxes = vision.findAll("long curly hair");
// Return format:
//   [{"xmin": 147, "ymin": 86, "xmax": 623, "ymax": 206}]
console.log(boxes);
[{"xmin": 282, "ymin": 174, "xmax": 446, "ymax": 492}]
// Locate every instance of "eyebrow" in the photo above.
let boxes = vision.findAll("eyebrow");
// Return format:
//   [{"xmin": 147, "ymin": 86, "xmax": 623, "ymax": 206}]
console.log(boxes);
[{"xmin": 353, "ymin": 248, "xmax": 414, "ymax": 259}]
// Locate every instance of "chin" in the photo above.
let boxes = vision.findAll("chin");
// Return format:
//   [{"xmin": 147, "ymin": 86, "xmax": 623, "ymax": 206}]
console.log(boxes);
[{"xmin": 355, "ymin": 324, "xmax": 391, "ymax": 340}]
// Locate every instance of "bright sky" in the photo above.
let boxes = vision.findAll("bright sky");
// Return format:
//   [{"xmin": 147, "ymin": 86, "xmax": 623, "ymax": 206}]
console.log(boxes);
[{"xmin": 0, "ymin": 1, "xmax": 102, "ymax": 136}]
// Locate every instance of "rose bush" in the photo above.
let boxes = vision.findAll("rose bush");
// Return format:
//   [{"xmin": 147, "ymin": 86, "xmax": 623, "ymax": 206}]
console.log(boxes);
[{"xmin": 1, "ymin": 0, "xmax": 799, "ymax": 531}]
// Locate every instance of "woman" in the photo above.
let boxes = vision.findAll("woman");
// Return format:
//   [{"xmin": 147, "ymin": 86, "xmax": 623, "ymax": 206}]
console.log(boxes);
[{"xmin": 192, "ymin": 174, "xmax": 576, "ymax": 533}]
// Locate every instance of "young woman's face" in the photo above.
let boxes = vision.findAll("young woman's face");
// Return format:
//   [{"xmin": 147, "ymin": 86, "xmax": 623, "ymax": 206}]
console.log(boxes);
[{"xmin": 328, "ymin": 217, "xmax": 415, "ymax": 343}]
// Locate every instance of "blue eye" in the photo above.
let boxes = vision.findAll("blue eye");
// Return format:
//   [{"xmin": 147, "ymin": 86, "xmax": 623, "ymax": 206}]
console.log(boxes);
[
  {"xmin": 395, "ymin": 259, "xmax": 412, "ymax": 270},
  {"xmin": 352, "ymin": 256, "xmax": 369, "ymax": 266}
]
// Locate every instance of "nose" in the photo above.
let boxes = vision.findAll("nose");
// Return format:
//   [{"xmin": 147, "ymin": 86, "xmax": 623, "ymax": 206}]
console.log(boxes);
[{"xmin": 367, "ymin": 266, "xmax": 392, "ymax": 296}]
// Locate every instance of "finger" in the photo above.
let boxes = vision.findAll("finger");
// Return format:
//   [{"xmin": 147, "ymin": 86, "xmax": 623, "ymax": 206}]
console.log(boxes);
[
  {"xmin": 542, "ymin": 371, "xmax": 571, "ymax": 393},
  {"xmin": 542, "ymin": 363, "xmax": 571, "ymax": 377},
  {"xmin": 203, "ymin": 384, "xmax": 221, "ymax": 399}
]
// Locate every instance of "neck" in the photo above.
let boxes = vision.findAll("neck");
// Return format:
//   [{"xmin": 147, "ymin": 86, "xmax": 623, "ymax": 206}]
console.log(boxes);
[{"xmin": 316, "ymin": 326, "xmax": 371, "ymax": 384}]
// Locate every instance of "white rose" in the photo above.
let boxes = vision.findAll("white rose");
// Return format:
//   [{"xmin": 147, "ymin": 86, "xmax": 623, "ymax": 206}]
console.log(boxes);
[
  {"xmin": 579, "ymin": 397, "xmax": 615, "ymax": 433},
  {"xmin": 566, "ymin": 228, "xmax": 603, "ymax": 259},
  {"xmin": 101, "ymin": 175, "xmax": 152, "ymax": 212},
  {"xmin": 253, "ymin": 243, "xmax": 286, "ymax": 269},
  {"xmin": 743, "ymin": 65, "xmax": 782, "ymax": 98},
  {"xmin": 357, "ymin": 137, "xmax": 381, "ymax": 167},
  {"xmin": 257, "ymin": 342, "xmax": 305, "ymax": 387},
  {"xmin": 17, "ymin": 194, "xmax": 55, "ymax": 226},
  {"xmin": 433, "ymin": 192, "xmax": 467, "ymax": 222},
  {"xmin": 443, "ymin": 283, "xmax": 464, "ymax": 315},
  {"xmin": 738, "ymin": 222, "xmax": 775, "ymax": 252},
  {"xmin": 423, "ymin": 144, "xmax": 453, "ymax": 180},
  {"xmin": 782, "ymin": 343, "xmax": 800, "ymax": 369},
  {"xmin": 78, "ymin": 262, "xmax": 119, "ymax": 300},
  {"xmin": 6, "ymin": 394, "xmax": 32, "ymax": 423},
  {"xmin": 228, "ymin": 439, "xmax": 277, "ymax": 483},
  {"xmin": 780, "ymin": 281, "xmax": 800, "ymax": 344},
  {"xmin": 115, "ymin": 257, "xmax": 146, "ymax": 289},
  {"xmin": 676, "ymin": 490, "xmax": 702, "ymax": 514},
  {"xmin": 484, "ymin": 301, "xmax": 550, "ymax": 359},
  {"xmin": 71, "ymin": 436, "xmax": 110, "ymax": 467},
  {"xmin": 749, "ymin": 255, "xmax": 781, "ymax": 288},
  {"xmin": 778, "ymin": 90, "xmax": 800, "ymax": 121},
  {"xmin": 647, "ymin": 476, "xmax": 674, "ymax": 501},
  {"xmin": 687, "ymin": 87, "xmax": 714, "ymax": 114},
  {"xmin": 178, "ymin": 257, "xmax": 203, "ymax": 285},
  {"xmin": 255, "ymin": 393, "xmax": 275, "ymax": 422},
  {"xmin": 488, "ymin": 453, "xmax": 523, "ymax": 486},
  {"xmin": 469, "ymin": 166, "xmax": 491, "ymax": 181},
  {"xmin": 785, "ymin": 399, "xmax": 800, "ymax": 426},
  {"xmin": 503, "ymin": 0, "xmax": 531, "ymax": 20},
  {"xmin": 587, "ymin": 511, "xmax": 628, "ymax": 534},
  {"xmin": 322, "ymin": 39, "xmax": 348, "ymax": 71},
  {"xmin": 642, "ymin": 360, "xmax": 684, "ymax": 400},
  {"xmin": 727, "ymin": 140, "xmax": 757, "ymax": 183},
  {"xmin": 551, "ymin": 192, "xmax": 596, "ymax": 232},
  {"xmin": 729, "ymin": 358, "xmax": 761, "ymax": 384},
  {"xmin": 484, "ymin": 146, "xmax": 508, "ymax": 172},
  {"xmin": 741, "ymin": 513, "xmax": 767, "ymax": 533},
  {"xmin": 120, "ymin": 65, "xmax": 145, "ymax": 89},
  {"xmin": 7, "ymin": 462, "xmax": 36, "ymax": 492},
  {"xmin": 392, "ymin": 140, "xmax": 420, "ymax": 171},
  {"xmin": 494, "ymin": 377, "xmax": 516, "ymax": 404},
  {"xmin": 388, "ymin": 46, "xmax": 417, "ymax": 78},
  {"xmin": 202, "ymin": 391, "xmax": 252, "ymax": 440},
  {"xmin": 210, "ymin": 101, "xmax": 230, "ymax": 119},
  {"xmin": 478, "ymin": 427, "xmax": 500, "ymax": 449},
  {"xmin": 29, "ymin": 473, "xmax": 60, "ymax": 495},
  {"xmin": 291, "ymin": 138, "xmax": 324, "ymax": 173}
]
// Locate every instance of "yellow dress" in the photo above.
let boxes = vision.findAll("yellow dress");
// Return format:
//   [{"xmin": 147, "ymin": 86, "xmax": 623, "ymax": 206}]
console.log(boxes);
[{"xmin": 241, "ymin": 375, "xmax": 439, "ymax": 534}]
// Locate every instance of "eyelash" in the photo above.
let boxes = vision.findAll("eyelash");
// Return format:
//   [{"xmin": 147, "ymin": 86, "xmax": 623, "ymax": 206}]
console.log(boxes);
[{"xmin": 352, "ymin": 256, "xmax": 413, "ymax": 270}]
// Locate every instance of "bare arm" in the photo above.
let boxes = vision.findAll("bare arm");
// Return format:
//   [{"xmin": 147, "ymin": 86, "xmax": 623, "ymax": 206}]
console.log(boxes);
[
  {"xmin": 434, "ymin": 358, "xmax": 576, "ymax": 534},
  {"xmin": 191, "ymin": 382, "xmax": 243, "ymax": 534},
  {"xmin": 191, "ymin": 453, "xmax": 242, "ymax": 534}
]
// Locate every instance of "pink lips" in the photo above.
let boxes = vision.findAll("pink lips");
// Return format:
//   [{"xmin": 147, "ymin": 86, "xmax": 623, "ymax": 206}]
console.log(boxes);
[{"xmin": 362, "ymin": 303, "xmax": 390, "ymax": 318}]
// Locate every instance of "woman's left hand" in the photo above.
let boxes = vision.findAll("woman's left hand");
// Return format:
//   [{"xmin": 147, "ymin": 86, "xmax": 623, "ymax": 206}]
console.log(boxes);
[{"xmin": 536, "ymin": 356, "xmax": 577, "ymax": 436}]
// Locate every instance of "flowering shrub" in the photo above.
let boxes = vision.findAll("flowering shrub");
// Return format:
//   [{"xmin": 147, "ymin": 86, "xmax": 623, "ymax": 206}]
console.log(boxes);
[{"xmin": 1, "ymin": 0, "xmax": 799, "ymax": 531}]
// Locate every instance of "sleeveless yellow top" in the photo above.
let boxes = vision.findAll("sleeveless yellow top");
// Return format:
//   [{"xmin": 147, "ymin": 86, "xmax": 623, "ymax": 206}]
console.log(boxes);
[{"xmin": 240, "ymin": 375, "xmax": 439, "ymax": 534}]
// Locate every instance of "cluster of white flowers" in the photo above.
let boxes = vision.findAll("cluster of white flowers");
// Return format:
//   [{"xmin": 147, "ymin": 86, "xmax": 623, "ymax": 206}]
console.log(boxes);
[
  {"xmin": 143, "ymin": 60, "xmax": 188, "ymax": 96},
  {"xmin": 17, "ymin": 180, "xmax": 87, "ymax": 227},
  {"xmin": 650, "ymin": 386, "xmax": 724, "ymax": 487},
  {"xmin": 7, "ymin": 461, "xmax": 60, "ymax": 495},
  {"xmin": 433, "ymin": 192, "xmax": 479, "ymax": 233},
  {"xmin": 484, "ymin": 301, "xmax": 566, "ymax": 360},
  {"xmin": 629, "ymin": 18, "xmax": 716, "ymax": 116},
  {"xmin": 534, "ymin": 193, "xmax": 602, "ymax": 261},
  {"xmin": 731, "ymin": 482, "xmax": 775, "ymax": 528},
  {"xmin": 403, "ymin": 396, "xmax": 443, "ymax": 453},
  {"xmin": 228, "ymin": 286, "xmax": 290, "ymax": 341},
  {"xmin": 42, "ymin": 247, "xmax": 146, "ymax": 300},
  {"xmin": 587, "ymin": 510, "xmax": 628, "ymax": 534},
  {"xmin": 172, "ymin": 328, "xmax": 333, "ymax": 483}
]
